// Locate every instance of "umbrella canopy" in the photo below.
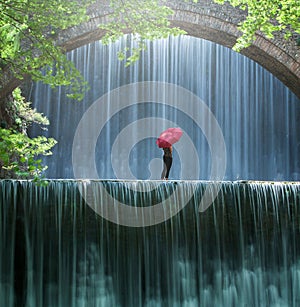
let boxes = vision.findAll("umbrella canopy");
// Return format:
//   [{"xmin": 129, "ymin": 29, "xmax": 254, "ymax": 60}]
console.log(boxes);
[{"xmin": 156, "ymin": 127, "xmax": 183, "ymax": 148}]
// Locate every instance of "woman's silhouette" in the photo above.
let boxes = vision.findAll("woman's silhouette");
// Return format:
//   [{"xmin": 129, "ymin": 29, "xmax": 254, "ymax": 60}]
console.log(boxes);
[{"xmin": 161, "ymin": 146, "xmax": 172, "ymax": 180}]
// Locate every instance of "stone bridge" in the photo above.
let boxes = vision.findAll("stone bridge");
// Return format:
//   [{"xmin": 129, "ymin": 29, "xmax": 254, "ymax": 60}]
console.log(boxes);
[{"xmin": 1, "ymin": 0, "xmax": 300, "ymax": 99}]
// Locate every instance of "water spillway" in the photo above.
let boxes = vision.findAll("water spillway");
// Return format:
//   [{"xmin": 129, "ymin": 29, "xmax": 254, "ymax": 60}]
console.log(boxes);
[
  {"xmin": 27, "ymin": 35, "xmax": 300, "ymax": 181},
  {"xmin": 1, "ymin": 179, "xmax": 300, "ymax": 306}
]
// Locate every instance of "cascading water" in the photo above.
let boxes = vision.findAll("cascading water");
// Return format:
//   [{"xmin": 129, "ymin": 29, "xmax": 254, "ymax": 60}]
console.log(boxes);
[
  {"xmin": 1, "ymin": 180, "xmax": 300, "ymax": 306},
  {"xmin": 2, "ymin": 35, "xmax": 300, "ymax": 306},
  {"xmin": 27, "ymin": 35, "xmax": 300, "ymax": 181}
]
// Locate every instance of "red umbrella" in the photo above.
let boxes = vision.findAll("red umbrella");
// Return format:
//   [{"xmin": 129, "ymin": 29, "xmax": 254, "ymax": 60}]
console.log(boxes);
[{"xmin": 156, "ymin": 127, "xmax": 183, "ymax": 148}]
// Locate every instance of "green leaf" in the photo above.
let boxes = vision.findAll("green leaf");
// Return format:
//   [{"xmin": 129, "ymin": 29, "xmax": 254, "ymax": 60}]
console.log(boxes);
[{"xmin": 212, "ymin": 0, "xmax": 299, "ymax": 51}]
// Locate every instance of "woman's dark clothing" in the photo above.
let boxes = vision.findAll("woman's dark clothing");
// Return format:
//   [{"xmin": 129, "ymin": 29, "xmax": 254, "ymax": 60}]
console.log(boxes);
[
  {"xmin": 161, "ymin": 147, "xmax": 173, "ymax": 179},
  {"xmin": 162, "ymin": 156, "xmax": 173, "ymax": 179},
  {"xmin": 163, "ymin": 147, "xmax": 172, "ymax": 157}
]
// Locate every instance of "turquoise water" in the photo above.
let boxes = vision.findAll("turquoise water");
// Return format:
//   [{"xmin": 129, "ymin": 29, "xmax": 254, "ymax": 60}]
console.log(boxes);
[{"xmin": 1, "ymin": 180, "xmax": 300, "ymax": 306}]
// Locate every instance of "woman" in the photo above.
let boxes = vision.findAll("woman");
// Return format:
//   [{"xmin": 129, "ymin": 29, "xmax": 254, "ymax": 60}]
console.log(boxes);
[{"xmin": 161, "ymin": 146, "xmax": 172, "ymax": 180}]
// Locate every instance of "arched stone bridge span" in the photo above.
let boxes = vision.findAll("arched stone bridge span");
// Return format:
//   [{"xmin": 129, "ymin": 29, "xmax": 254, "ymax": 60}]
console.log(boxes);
[
  {"xmin": 1, "ymin": 0, "xmax": 299, "ymax": 99},
  {"xmin": 57, "ymin": 0, "xmax": 300, "ymax": 98},
  {"xmin": 59, "ymin": 0, "xmax": 300, "ymax": 97}
]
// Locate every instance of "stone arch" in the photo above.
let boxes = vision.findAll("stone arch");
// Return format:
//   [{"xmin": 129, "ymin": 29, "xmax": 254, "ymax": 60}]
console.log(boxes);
[
  {"xmin": 57, "ymin": 0, "xmax": 300, "ymax": 98},
  {"xmin": 1, "ymin": 0, "xmax": 299, "ymax": 99}
]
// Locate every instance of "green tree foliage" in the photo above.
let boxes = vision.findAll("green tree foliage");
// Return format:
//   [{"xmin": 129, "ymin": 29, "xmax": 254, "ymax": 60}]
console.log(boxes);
[
  {"xmin": 0, "ymin": 0, "xmax": 93, "ymax": 99},
  {"xmin": 213, "ymin": 0, "xmax": 300, "ymax": 51},
  {"xmin": 0, "ymin": 128, "xmax": 57, "ymax": 183},
  {"xmin": 99, "ymin": 0, "xmax": 186, "ymax": 66},
  {"xmin": 6, "ymin": 87, "xmax": 49, "ymax": 130},
  {"xmin": 0, "ymin": 88, "xmax": 57, "ymax": 183}
]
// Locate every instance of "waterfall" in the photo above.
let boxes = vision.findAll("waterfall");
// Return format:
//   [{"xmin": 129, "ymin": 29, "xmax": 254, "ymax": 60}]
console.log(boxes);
[
  {"xmin": 27, "ymin": 35, "xmax": 300, "ymax": 181},
  {"xmin": 16, "ymin": 34, "xmax": 300, "ymax": 306},
  {"xmin": 1, "ymin": 179, "xmax": 300, "ymax": 306}
]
